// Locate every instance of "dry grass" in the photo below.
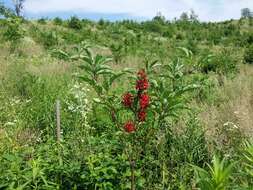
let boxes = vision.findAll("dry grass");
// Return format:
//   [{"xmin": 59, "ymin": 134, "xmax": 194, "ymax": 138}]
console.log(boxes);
[
  {"xmin": 26, "ymin": 60, "xmax": 72, "ymax": 76},
  {"xmin": 19, "ymin": 36, "xmax": 44, "ymax": 57},
  {"xmin": 0, "ymin": 45, "xmax": 10, "ymax": 88},
  {"xmin": 0, "ymin": 60, "xmax": 7, "ymax": 80},
  {"xmin": 199, "ymin": 64, "xmax": 253, "ymax": 140}
]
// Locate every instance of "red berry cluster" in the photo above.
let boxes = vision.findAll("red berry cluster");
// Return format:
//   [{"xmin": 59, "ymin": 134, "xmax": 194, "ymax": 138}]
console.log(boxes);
[
  {"xmin": 124, "ymin": 121, "xmax": 136, "ymax": 133},
  {"xmin": 122, "ymin": 69, "xmax": 150, "ymax": 133},
  {"xmin": 122, "ymin": 92, "xmax": 134, "ymax": 108},
  {"xmin": 139, "ymin": 93, "xmax": 149, "ymax": 110},
  {"xmin": 136, "ymin": 69, "xmax": 149, "ymax": 91}
]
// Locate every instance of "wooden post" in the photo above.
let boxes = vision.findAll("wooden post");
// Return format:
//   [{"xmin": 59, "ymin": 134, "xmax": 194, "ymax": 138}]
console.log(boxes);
[{"xmin": 56, "ymin": 100, "xmax": 61, "ymax": 142}]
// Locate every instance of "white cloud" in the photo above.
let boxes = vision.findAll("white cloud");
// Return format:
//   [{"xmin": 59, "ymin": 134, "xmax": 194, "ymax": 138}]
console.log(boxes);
[{"xmin": 24, "ymin": 0, "xmax": 253, "ymax": 21}]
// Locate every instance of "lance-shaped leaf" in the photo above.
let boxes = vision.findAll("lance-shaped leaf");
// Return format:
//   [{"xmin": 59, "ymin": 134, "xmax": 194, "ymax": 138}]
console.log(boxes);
[
  {"xmin": 51, "ymin": 49, "xmax": 70, "ymax": 60},
  {"xmin": 108, "ymin": 72, "xmax": 124, "ymax": 87},
  {"xmin": 78, "ymin": 76, "xmax": 96, "ymax": 87},
  {"xmin": 81, "ymin": 55, "xmax": 94, "ymax": 65},
  {"xmin": 174, "ymin": 84, "xmax": 200, "ymax": 96},
  {"xmin": 94, "ymin": 55, "xmax": 112, "ymax": 65},
  {"xmin": 177, "ymin": 47, "xmax": 193, "ymax": 58},
  {"xmin": 78, "ymin": 65, "xmax": 93, "ymax": 75}
]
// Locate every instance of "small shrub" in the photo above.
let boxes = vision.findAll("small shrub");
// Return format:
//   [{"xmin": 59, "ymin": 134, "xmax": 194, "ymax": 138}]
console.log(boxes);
[
  {"xmin": 244, "ymin": 45, "xmax": 253, "ymax": 64},
  {"xmin": 242, "ymin": 141, "xmax": 253, "ymax": 186},
  {"xmin": 73, "ymin": 44, "xmax": 199, "ymax": 189},
  {"xmin": 175, "ymin": 32, "xmax": 184, "ymax": 40},
  {"xmin": 193, "ymin": 155, "xmax": 234, "ymax": 190},
  {"xmin": 39, "ymin": 30, "xmax": 59, "ymax": 48},
  {"xmin": 199, "ymin": 49, "xmax": 238, "ymax": 76},
  {"xmin": 246, "ymin": 33, "xmax": 253, "ymax": 45},
  {"xmin": 37, "ymin": 17, "xmax": 47, "ymax": 24},
  {"xmin": 185, "ymin": 38, "xmax": 198, "ymax": 54},
  {"xmin": 68, "ymin": 16, "xmax": 82, "ymax": 30},
  {"xmin": 98, "ymin": 18, "xmax": 105, "ymax": 26},
  {"xmin": 53, "ymin": 17, "xmax": 63, "ymax": 25},
  {"xmin": 110, "ymin": 43, "xmax": 125, "ymax": 64},
  {"xmin": 3, "ymin": 17, "xmax": 24, "ymax": 52}
]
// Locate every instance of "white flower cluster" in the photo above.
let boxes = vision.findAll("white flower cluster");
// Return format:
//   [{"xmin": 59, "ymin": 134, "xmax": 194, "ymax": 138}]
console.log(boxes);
[
  {"xmin": 10, "ymin": 96, "xmax": 21, "ymax": 106},
  {"xmin": 223, "ymin": 121, "xmax": 239, "ymax": 130},
  {"xmin": 4, "ymin": 120, "xmax": 17, "ymax": 127},
  {"xmin": 66, "ymin": 82, "xmax": 91, "ymax": 127},
  {"xmin": 3, "ymin": 97, "xmax": 21, "ymax": 127}
]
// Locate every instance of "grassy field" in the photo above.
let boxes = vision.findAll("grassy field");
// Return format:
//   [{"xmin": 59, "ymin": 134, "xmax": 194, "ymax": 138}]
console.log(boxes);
[{"xmin": 0, "ymin": 15, "xmax": 253, "ymax": 189}]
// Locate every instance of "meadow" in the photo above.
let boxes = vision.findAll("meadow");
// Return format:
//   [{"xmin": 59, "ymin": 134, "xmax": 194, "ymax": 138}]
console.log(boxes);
[{"xmin": 0, "ymin": 12, "xmax": 253, "ymax": 189}]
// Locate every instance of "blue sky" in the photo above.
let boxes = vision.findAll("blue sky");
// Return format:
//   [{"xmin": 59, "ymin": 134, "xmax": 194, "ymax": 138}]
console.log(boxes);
[{"xmin": 2, "ymin": 0, "xmax": 253, "ymax": 21}]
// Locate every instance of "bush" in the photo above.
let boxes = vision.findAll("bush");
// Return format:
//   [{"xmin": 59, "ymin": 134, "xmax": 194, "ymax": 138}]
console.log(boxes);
[
  {"xmin": 53, "ymin": 17, "xmax": 63, "ymax": 25},
  {"xmin": 193, "ymin": 155, "xmax": 234, "ymax": 190},
  {"xmin": 72, "ymin": 44, "xmax": 202, "ymax": 189},
  {"xmin": 199, "ymin": 48, "xmax": 238, "ymax": 76},
  {"xmin": 142, "ymin": 20, "xmax": 164, "ymax": 34},
  {"xmin": 3, "ymin": 17, "xmax": 24, "ymax": 52},
  {"xmin": 38, "ymin": 17, "xmax": 47, "ymax": 24},
  {"xmin": 246, "ymin": 33, "xmax": 253, "ymax": 45},
  {"xmin": 244, "ymin": 45, "xmax": 253, "ymax": 64},
  {"xmin": 109, "ymin": 43, "xmax": 125, "ymax": 64},
  {"xmin": 68, "ymin": 16, "xmax": 82, "ymax": 30},
  {"xmin": 39, "ymin": 30, "xmax": 59, "ymax": 48},
  {"xmin": 38, "ymin": 18, "xmax": 48, "ymax": 24}
]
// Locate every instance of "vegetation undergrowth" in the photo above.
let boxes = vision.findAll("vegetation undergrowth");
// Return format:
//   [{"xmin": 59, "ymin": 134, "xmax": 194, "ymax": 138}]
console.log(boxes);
[{"xmin": 0, "ymin": 5, "xmax": 253, "ymax": 189}]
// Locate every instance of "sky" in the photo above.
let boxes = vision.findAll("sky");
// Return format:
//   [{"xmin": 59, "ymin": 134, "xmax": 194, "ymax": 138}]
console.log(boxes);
[{"xmin": 2, "ymin": 0, "xmax": 253, "ymax": 22}]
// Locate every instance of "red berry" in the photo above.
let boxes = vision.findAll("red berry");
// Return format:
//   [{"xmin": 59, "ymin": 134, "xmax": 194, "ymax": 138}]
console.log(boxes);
[
  {"xmin": 124, "ymin": 121, "xmax": 136, "ymax": 133},
  {"xmin": 136, "ymin": 78, "xmax": 149, "ymax": 91},
  {"xmin": 136, "ymin": 69, "xmax": 149, "ymax": 91},
  {"xmin": 138, "ymin": 110, "xmax": 147, "ymax": 122},
  {"xmin": 122, "ymin": 93, "xmax": 134, "ymax": 108},
  {"xmin": 139, "ymin": 93, "xmax": 150, "ymax": 109}
]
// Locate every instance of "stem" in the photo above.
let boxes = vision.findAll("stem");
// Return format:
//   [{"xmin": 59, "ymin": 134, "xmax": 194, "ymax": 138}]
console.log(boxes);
[
  {"xmin": 56, "ymin": 100, "xmax": 61, "ymax": 142},
  {"xmin": 162, "ymin": 161, "xmax": 166, "ymax": 188},
  {"xmin": 131, "ymin": 134, "xmax": 137, "ymax": 190},
  {"xmin": 125, "ymin": 141, "xmax": 136, "ymax": 190},
  {"xmin": 131, "ymin": 159, "xmax": 135, "ymax": 190}
]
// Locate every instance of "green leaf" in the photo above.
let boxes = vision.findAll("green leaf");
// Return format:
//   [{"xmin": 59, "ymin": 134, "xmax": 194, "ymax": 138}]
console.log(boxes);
[
  {"xmin": 150, "ymin": 60, "xmax": 161, "ymax": 69},
  {"xmin": 78, "ymin": 65, "xmax": 93, "ymax": 75},
  {"xmin": 97, "ymin": 69, "xmax": 113, "ymax": 75},
  {"xmin": 175, "ymin": 84, "xmax": 200, "ymax": 96},
  {"xmin": 81, "ymin": 56, "xmax": 94, "ymax": 65},
  {"xmin": 84, "ymin": 48, "xmax": 93, "ymax": 60},
  {"xmin": 177, "ymin": 47, "xmax": 193, "ymax": 58},
  {"xmin": 122, "ymin": 68, "xmax": 134, "ymax": 74},
  {"xmin": 95, "ymin": 55, "xmax": 112, "ymax": 65},
  {"xmin": 51, "ymin": 49, "xmax": 70, "ymax": 60},
  {"xmin": 70, "ymin": 55, "xmax": 80, "ymax": 60},
  {"xmin": 3, "ymin": 153, "xmax": 16, "ymax": 161},
  {"xmin": 109, "ymin": 72, "xmax": 125, "ymax": 86},
  {"xmin": 78, "ymin": 76, "xmax": 95, "ymax": 86},
  {"xmin": 93, "ymin": 98, "xmax": 101, "ymax": 103}
]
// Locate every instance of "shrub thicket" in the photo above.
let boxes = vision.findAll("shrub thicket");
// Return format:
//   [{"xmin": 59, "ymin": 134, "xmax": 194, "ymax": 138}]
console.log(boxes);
[{"xmin": 244, "ymin": 45, "xmax": 253, "ymax": 64}]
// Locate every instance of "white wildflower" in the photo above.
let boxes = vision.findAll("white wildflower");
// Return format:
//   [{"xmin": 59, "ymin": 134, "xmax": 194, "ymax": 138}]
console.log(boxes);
[
  {"xmin": 223, "ymin": 121, "xmax": 239, "ymax": 129},
  {"xmin": 66, "ymin": 82, "xmax": 91, "ymax": 127}
]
